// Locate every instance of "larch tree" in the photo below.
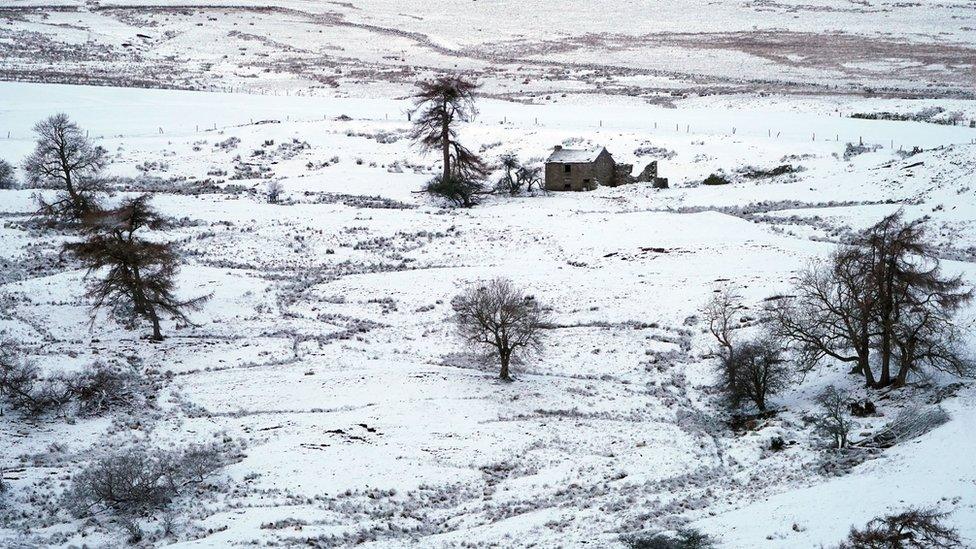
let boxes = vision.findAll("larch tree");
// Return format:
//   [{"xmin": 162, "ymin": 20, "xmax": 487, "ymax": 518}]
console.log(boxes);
[
  {"xmin": 64, "ymin": 195, "xmax": 210, "ymax": 341},
  {"xmin": 409, "ymin": 76, "xmax": 489, "ymax": 206},
  {"xmin": 23, "ymin": 113, "xmax": 106, "ymax": 223},
  {"xmin": 773, "ymin": 212, "xmax": 973, "ymax": 388},
  {"xmin": 864, "ymin": 213, "xmax": 973, "ymax": 386}
]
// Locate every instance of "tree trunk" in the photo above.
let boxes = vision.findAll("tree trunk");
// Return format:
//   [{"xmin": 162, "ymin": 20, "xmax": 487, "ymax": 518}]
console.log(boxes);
[
  {"xmin": 857, "ymin": 326, "xmax": 875, "ymax": 387},
  {"xmin": 131, "ymin": 262, "xmax": 163, "ymax": 341},
  {"xmin": 441, "ymin": 99, "xmax": 451, "ymax": 180},
  {"xmin": 149, "ymin": 309, "xmax": 163, "ymax": 341},
  {"xmin": 878, "ymin": 258, "xmax": 896, "ymax": 387},
  {"xmin": 894, "ymin": 342, "xmax": 913, "ymax": 387},
  {"xmin": 499, "ymin": 349, "xmax": 511, "ymax": 381}
]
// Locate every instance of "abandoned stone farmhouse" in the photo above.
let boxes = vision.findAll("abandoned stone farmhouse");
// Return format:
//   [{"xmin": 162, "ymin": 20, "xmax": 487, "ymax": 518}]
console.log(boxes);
[{"xmin": 544, "ymin": 145, "xmax": 667, "ymax": 191}]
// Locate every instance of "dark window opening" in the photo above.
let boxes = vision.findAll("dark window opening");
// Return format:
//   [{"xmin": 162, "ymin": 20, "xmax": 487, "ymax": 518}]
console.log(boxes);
[
  {"xmin": 563, "ymin": 183, "xmax": 571, "ymax": 190},
  {"xmin": 564, "ymin": 164, "xmax": 571, "ymax": 173}
]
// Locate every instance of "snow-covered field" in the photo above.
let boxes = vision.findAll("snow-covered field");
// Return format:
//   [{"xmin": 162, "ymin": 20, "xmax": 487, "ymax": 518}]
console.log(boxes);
[
  {"xmin": 1, "ymin": 0, "xmax": 975, "ymax": 99},
  {"xmin": 2, "ymin": 1, "xmax": 976, "ymax": 546},
  {"xmin": 2, "ymin": 80, "xmax": 975, "ymax": 547}
]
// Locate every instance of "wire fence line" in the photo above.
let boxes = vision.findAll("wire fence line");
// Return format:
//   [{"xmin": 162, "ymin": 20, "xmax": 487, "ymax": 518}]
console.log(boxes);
[{"xmin": 3, "ymin": 111, "xmax": 975, "ymax": 152}]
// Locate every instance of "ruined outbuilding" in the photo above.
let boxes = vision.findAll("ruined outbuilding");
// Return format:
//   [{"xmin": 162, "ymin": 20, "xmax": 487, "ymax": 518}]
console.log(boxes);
[{"xmin": 544, "ymin": 145, "xmax": 668, "ymax": 191}]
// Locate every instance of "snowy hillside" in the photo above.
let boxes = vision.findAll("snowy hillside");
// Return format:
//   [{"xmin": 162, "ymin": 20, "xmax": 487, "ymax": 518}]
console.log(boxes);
[{"xmin": 2, "ymin": 2, "xmax": 976, "ymax": 548}]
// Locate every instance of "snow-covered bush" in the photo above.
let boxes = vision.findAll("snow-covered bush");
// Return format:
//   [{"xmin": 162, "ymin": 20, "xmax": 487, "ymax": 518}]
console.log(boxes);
[
  {"xmin": 423, "ymin": 174, "xmax": 486, "ymax": 208},
  {"xmin": 0, "ymin": 357, "xmax": 71, "ymax": 417},
  {"xmin": 0, "ymin": 159, "xmax": 16, "ymax": 189},
  {"xmin": 840, "ymin": 142, "xmax": 880, "ymax": 161},
  {"xmin": 837, "ymin": 507, "xmax": 959, "ymax": 548},
  {"xmin": 266, "ymin": 180, "xmax": 283, "ymax": 203},
  {"xmin": 0, "ymin": 356, "xmax": 148, "ymax": 418},
  {"xmin": 622, "ymin": 528, "xmax": 716, "ymax": 548},
  {"xmin": 701, "ymin": 173, "xmax": 730, "ymax": 186},
  {"xmin": 68, "ymin": 362, "xmax": 147, "ymax": 416},
  {"xmin": 64, "ymin": 442, "xmax": 231, "ymax": 517}
]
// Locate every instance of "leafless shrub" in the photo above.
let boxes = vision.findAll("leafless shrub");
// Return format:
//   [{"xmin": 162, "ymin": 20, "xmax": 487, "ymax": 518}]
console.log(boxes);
[
  {"xmin": 67, "ymin": 362, "xmax": 144, "ymax": 416},
  {"xmin": 837, "ymin": 507, "xmax": 960, "ymax": 548},
  {"xmin": 64, "ymin": 442, "xmax": 230, "ymax": 517},
  {"xmin": 841, "ymin": 142, "xmax": 880, "ymax": 161},
  {"xmin": 813, "ymin": 386, "xmax": 854, "ymax": 448},
  {"xmin": 0, "ymin": 354, "xmax": 72, "ymax": 417},
  {"xmin": 495, "ymin": 154, "xmax": 542, "ymax": 195},
  {"xmin": 0, "ymin": 351, "xmax": 146, "ymax": 418},
  {"xmin": 622, "ymin": 528, "xmax": 716, "ymax": 549},
  {"xmin": 453, "ymin": 278, "xmax": 548, "ymax": 381}
]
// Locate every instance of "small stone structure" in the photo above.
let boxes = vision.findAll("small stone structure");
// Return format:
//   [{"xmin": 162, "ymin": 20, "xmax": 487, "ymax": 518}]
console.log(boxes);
[
  {"xmin": 544, "ymin": 146, "xmax": 615, "ymax": 191},
  {"xmin": 544, "ymin": 145, "xmax": 668, "ymax": 191}
]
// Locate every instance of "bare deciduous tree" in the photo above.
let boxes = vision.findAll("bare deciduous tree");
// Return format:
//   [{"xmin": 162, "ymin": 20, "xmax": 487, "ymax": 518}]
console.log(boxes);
[
  {"xmin": 64, "ymin": 194, "xmax": 210, "ymax": 341},
  {"xmin": 23, "ymin": 113, "xmax": 106, "ymax": 222},
  {"xmin": 716, "ymin": 336, "xmax": 789, "ymax": 412},
  {"xmin": 813, "ymin": 385, "xmax": 854, "ymax": 448},
  {"xmin": 495, "ymin": 154, "xmax": 542, "ymax": 196},
  {"xmin": 704, "ymin": 286, "xmax": 743, "ymax": 364},
  {"xmin": 453, "ymin": 278, "xmax": 548, "ymax": 381},
  {"xmin": 771, "ymin": 249, "xmax": 876, "ymax": 383}
]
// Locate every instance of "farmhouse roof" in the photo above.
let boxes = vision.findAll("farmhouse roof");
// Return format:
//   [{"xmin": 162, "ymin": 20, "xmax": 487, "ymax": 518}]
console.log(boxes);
[{"xmin": 546, "ymin": 146, "xmax": 608, "ymax": 163}]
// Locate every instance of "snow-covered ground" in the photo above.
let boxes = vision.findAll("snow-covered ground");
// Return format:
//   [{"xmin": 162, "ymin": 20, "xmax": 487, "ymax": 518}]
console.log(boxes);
[
  {"xmin": 2, "ymin": 80, "xmax": 975, "ymax": 547},
  {"xmin": 1, "ymin": 8, "xmax": 976, "ymax": 544},
  {"xmin": 2, "ymin": 0, "xmax": 975, "ymax": 100}
]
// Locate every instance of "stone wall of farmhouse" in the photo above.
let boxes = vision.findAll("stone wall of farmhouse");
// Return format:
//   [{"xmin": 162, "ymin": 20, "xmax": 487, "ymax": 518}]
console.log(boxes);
[{"xmin": 545, "ymin": 151, "xmax": 615, "ymax": 191}]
